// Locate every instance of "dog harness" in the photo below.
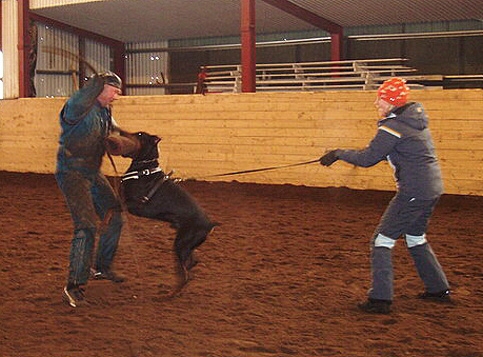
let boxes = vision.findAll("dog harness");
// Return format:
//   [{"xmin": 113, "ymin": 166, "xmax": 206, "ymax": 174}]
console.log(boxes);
[
  {"xmin": 121, "ymin": 167, "xmax": 163, "ymax": 182},
  {"xmin": 121, "ymin": 167, "xmax": 177, "ymax": 203}
]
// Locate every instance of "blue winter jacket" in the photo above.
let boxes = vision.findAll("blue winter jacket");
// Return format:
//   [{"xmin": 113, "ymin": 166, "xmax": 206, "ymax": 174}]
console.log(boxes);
[
  {"xmin": 56, "ymin": 76, "xmax": 113, "ymax": 174},
  {"xmin": 337, "ymin": 102, "xmax": 444, "ymax": 199}
]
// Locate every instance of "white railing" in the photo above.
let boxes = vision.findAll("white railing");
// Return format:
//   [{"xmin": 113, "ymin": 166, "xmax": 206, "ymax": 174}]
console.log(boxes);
[{"xmin": 197, "ymin": 58, "xmax": 443, "ymax": 93}]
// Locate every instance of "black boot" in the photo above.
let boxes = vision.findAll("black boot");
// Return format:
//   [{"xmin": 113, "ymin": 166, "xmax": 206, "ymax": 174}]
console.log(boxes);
[{"xmin": 358, "ymin": 298, "xmax": 392, "ymax": 314}]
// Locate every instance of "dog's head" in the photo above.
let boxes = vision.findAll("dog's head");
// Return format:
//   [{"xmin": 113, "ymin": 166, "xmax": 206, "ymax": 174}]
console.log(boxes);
[
  {"xmin": 124, "ymin": 131, "xmax": 161, "ymax": 161},
  {"xmin": 105, "ymin": 131, "xmax": 161, "ymax": 161}
]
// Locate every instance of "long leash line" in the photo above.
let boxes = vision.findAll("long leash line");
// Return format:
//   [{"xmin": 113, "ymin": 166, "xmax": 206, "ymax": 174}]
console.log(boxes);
[
  {"xmin": 116, "ymin": 158, "xmax": 321, "ymax": 202},
  {"xmin": 183, "ymin": 158, "xmax": 321, "ymax": 181}
]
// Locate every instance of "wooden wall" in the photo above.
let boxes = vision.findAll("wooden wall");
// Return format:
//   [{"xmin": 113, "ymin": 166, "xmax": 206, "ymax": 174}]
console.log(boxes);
[{"xmin": 1, "ymin": 89, "xmax": 482, "ymax": 196}]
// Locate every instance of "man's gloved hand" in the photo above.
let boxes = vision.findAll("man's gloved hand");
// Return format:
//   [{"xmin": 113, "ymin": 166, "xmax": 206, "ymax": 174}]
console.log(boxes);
[
  {"xmin": 98, "ymin": 71, "xmax": 122, "ymax": 89},
  {"xmin": 104, "ymin": 135, "xmax": 140, "ymax": 156},
  {"xmin": 319, "ymin": 149, "xmax": 341, "ymax": 166}
]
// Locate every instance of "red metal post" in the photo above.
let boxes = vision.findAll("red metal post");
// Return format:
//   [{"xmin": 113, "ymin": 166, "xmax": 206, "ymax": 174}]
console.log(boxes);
[
  {"xmin": 241, "ymin": 0, "xmax": 256, "ymax": 92},
  {"xmin": 18, "ymin": 0, "xmax": 31, "ymax": 97},
  {"xmin": 330, "ymin": 31, "xmax": 343, "ymax": 62}
]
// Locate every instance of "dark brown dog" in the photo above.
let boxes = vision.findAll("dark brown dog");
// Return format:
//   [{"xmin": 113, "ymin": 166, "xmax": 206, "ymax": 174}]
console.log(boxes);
[{"xmin": 106, "ymin": 131, "xmax": 217, "ymax": 295}]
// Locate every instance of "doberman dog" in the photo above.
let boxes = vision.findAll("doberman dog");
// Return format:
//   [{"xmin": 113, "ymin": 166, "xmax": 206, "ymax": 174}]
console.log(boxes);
[{"xmin": 106, "ymin": 131, "xmax": 217, "ymax": 295}]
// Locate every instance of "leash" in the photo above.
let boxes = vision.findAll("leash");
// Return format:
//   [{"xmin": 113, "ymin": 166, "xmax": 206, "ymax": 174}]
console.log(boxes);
[
  {"xmin": 185, "ymin": 158, "xmax": 321, "ymax": 181},
  {"xmin": 131, "ymin": 158, "xmax": 321, "ymax": 203}
]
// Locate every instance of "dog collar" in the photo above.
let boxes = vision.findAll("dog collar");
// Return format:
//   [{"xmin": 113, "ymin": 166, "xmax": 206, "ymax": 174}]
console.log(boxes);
[{"xmin": 121, "ymin": 167, "xmax": 163, "ymax": 181}]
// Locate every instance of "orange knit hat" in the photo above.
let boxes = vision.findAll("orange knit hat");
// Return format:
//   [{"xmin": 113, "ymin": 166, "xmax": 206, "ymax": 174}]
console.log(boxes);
[{"xmin": 377, "ymin": 77, "xmax": 409, "ymax": 106}]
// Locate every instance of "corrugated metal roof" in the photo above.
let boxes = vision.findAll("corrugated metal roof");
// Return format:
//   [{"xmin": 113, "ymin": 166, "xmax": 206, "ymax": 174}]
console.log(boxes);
[
  {"xmin": 30, "ymin": 0, "xmax": 483, "ymax": 43},
  {"xmin": 290, "ymin": 0, "xmax": 483, "ymax": 27}
]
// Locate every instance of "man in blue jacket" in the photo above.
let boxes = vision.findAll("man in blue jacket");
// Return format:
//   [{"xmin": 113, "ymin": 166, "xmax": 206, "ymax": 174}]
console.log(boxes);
[
  {"xmin": 56, "ymin": 72, "xmax": 125, "ymax": 308},
  {"xmin": 320, "ymin": 77, "xmax": 450, "ymax": 314}
]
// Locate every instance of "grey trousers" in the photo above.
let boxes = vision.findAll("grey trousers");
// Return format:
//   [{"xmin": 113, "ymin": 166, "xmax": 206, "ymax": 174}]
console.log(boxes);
[{"xmin": 368, "ymin": 194, "xmax": 449, "ymax": 301}]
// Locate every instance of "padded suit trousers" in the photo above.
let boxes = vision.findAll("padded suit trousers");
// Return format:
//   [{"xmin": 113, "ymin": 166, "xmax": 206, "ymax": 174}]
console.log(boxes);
[
  {"xmin": 56, "ymin": 169, "xmax": 123, "ymax": 286},
  {"xmin": 369, "ymin": 193, "xmax": 449, "ymax": 301}
]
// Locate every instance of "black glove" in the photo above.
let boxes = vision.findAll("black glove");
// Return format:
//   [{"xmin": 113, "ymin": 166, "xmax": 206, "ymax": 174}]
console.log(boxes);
[
  {"xmin": 99, "ymin": 71, "xmax": 122, "ymax": 89},
  {"xmin": 319, "ymin": 150, "xmax": 341, "ymax": 166}
]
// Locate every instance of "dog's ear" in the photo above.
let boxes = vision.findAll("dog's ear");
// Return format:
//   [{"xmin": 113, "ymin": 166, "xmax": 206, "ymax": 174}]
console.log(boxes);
[{"xmin": 152, "ymin": 135, "xmax": 162, "ymax": 145}]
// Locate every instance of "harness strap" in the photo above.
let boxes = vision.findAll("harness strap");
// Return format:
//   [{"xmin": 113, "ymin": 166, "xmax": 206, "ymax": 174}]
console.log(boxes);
[
  {"xmin": 140, "ymin": 171, "xmax": 175, "ymax": 203},
  {"xmin": 121, "ymin": 167, "xmax": 163, "ymax": 182},
  {"xmin": 120, "ymin": 166, "xmax": 174, "ymax": 203}
]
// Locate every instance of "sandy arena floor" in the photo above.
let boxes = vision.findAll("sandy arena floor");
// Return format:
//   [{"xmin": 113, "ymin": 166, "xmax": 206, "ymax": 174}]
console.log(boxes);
[{"xmin": 0, "ymin": 171, "xmax": 482, "ymax": 357}]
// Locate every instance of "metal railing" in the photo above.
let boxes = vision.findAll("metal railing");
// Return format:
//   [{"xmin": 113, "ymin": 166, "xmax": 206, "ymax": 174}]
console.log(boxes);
[{"xmin": 197, "ymin": 58, "xmax": 437, "ymax": 93}]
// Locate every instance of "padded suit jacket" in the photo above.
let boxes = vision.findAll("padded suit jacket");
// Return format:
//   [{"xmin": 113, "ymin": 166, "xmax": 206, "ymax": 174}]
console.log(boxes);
[
  {"xmin": 56, "ymin": 76, "xmax": 113, "ymax": 174},
  {"xmin": 337, "ymin": 102, "xmax": 444, "ymax": 200}
]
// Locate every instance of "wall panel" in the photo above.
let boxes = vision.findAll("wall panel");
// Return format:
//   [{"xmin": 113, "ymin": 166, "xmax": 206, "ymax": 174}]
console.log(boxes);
[{"xmin": 1, "ymin": 89, "xmax": 482, "ymax": 195}]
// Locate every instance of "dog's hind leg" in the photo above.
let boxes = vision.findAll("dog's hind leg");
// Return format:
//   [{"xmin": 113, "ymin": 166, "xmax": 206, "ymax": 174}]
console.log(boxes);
[
  {"xmin": 168, "ymin": 225, "xmax": 194, "ymax": 296},
  {"xmin": 180, "ymin": 220, "xmax": 218, "ymax": 268},
  {"xmin": 169, "ymin": 221, "xmax": 216, "ymax": 296},
  {"xmin": 183, "ymin": 222, "xmax": 217, "ymax": 270}
]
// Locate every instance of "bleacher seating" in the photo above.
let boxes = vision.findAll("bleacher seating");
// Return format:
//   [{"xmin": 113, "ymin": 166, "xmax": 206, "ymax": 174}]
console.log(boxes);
[{"xmin": 197, "ymin": 58, "xmax": 445, "ymax": 93}]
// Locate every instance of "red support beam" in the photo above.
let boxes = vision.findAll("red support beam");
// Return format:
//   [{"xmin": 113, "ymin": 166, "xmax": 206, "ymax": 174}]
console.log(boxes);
[
  {"xmin": 241, "ymin": 0, "xmax": 256, "ymax": 93},
  {"xmin": 330, "ymin": 32, "xmax": 343, "ymax": 62},
  {"xmin": 18, "ymin": 0, "xmax": 31, "ymax": 97},
  {"xmin": 260, "ymin": 0, "xmax": 344, "ymax": 61}
]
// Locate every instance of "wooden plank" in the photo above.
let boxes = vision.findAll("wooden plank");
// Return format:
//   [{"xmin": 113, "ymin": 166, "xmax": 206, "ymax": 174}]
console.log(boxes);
[{"xmin": 2, "ymin": 89, "xmax": 483, "ymax": 196}]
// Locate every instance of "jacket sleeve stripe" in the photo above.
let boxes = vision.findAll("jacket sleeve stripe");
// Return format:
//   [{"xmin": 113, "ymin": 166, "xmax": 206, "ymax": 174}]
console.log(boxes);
[{"xmin": 379, "ymin": 125, "xmax": 402, "ymax": 138}]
